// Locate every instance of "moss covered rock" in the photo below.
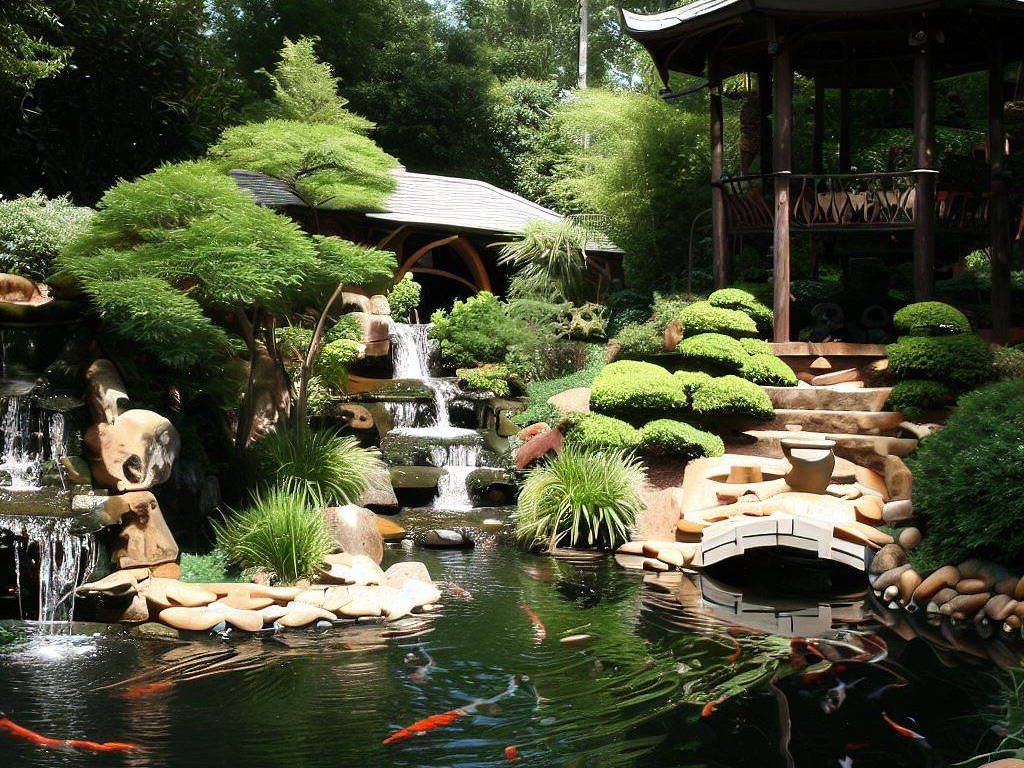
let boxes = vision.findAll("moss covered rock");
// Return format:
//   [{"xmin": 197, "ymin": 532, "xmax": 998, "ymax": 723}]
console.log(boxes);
[
  {"xmin": 638, "ymin": 419, "xmax": 724, "ymax": 459},
  {"xmin": 886, "ymin": 333, "xmax": 993, "ymax": 389},
  {"xmin": 677, "ymin": 301, "xmax": 759, "ymax": 339},
  {"xmin": 562, "ymin": 412, "xmax": 640, "ymax": 451},
  {"xmin": 689, "ymin": 374, "xmax": 774, "ymax": 421},
  {"xmin": 893, "ymin": 301, "xmax": 971, "ymax": 337},
  {"xmin": 590, "ymin": 360, "xmax": 688, "ymax": 423}
]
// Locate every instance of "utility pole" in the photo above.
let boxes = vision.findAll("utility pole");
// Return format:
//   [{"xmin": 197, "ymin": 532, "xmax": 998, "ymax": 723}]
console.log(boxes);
[{"xmin": 578, "ymin": 0, "xmax": 588, "ymax": 90}]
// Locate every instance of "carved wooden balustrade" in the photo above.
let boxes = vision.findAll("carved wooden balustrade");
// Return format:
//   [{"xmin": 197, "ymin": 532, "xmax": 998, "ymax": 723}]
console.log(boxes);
[{"xmin": 715, "ymin": 172, "xmax": 991, "ymax": 234}]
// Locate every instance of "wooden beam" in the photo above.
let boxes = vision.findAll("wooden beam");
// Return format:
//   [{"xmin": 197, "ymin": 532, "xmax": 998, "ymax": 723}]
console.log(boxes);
[
  {"xmin": 759, "ymin": 67, "xmax": 773, "ymax": 174},
  {"xmin": 990, "ymin": 33, "xmax": 1012, "ymax": 343},
  {"xmin": 709, "ymin": 50, "xmax": 728, "ymax": 289},
  {"xmin": 812, "ymin": 78, "xmax": 825, "ymax": 174},
  {"xmin": 838, "ymin": 82, "xmax": 852, "ymax": 172},
  {"xmin": 772, "ymin": 36, "xmax": 793, "ymax": 343},
  {"xmin": 912, "ymin": 29, "xmax": 936, "ymax": 301}
]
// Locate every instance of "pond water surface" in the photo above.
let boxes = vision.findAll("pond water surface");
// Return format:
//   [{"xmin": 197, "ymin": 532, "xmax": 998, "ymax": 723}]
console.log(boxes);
[{"xmin": 0, "ymin": 542, "xmax": 1011, "ymax": 767}]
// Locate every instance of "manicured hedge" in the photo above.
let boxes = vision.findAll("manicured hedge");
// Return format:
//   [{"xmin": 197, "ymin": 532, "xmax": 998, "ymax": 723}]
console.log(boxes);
[
  {"xmin": 674, "ymin": 370, "xmax": 714, "ymax": 396},
  {"xmin": 708, "ymin": 288, "xmax": 773, "ymax": 336},
  {"xmin": 615, "ymin": 320, "xmax": 663, "ymax": 357},
  {"xmin": 689, "ymin": 374, "xmax": 774, "ymax": 421},
  {"xmin": 886, "ymin": 333, "xmax": 993, "ymax": 389},
  {"xmin": 674, "ymin": 332, "xmax": 749, "ymax": 373},
  {"xmin": 562, "ymin": 412, "xmax": 640, "ymax": 451},
  {"xmin": 893, "ymin": 301, "xmax": 971, "ymax": 337},
  {"xmin": 741, "ymin": 353, "xmax": 798, "ymax": 387},
  {"xmin": 677, "ymin": 301, "xmax": 759, "ymax": 339},
  {"xmin": 590, "ymin": 360, "xmax": 688, "ymax": 423},
  {"xmin": 638, "ymin": 419, "xmax": 724, "ymax": 459},
  {"xmin": 885, "ymin": 379, "xmax": 952, "ymax": 420},
  {"xmin": 739, "ymin": 337, "xmax": 774, "ymax": 356}
]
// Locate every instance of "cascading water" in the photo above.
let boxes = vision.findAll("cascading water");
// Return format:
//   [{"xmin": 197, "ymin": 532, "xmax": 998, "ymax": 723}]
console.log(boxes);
[{"xmin": 389, "ymin": 322, "xmax": 487, "ymax": 510}]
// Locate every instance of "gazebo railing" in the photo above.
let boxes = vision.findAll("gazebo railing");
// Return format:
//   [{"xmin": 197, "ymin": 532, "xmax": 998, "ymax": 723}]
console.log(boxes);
[{"xmin": 715, "ymin": 172, "xmax": 991, "ymax": 233}]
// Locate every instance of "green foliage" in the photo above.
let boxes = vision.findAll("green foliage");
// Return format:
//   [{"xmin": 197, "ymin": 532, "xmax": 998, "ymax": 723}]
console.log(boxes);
[
  {"xmin": 678, "ymin": 301, "xmax": 759, "ymax": 339},
  {"xmin": 326, "ymin": 314, "xmax": 363, "ymax": 343},
  {"xmin": 616, "ymin": 321, "xmax": 663, "ymax": 357},
  {"xmin": 305, "ymin": 376, "xmax": 332, "ymax": 417},
  {"xmin": 994, "ymin": 345, "xmax": 1024, "ymax": 380},
  {"xmin": 638, "ymin": 419, "xmax": 724, "ymax": 460},
  {"xmin": 0, "ymin": 192, "xmax": 92, "ymax": 280},
  {"xmin": 457, "ymin": 364, "xmax": 515, "ymax": 398},
  {"xmin": 499, "ymin": 219, "xmax": 593, "ymax": 303},
  {"xmin": 886, "ymin": 333, "xmax": 993, "ymax": 389},
  {"xmin": 311, "ymin": 235, "xmax": 396, "ymax": 289},
  {"xmin": 741, "ymin": 354, "xmax": 799, "ymax": 387},
  {"xmin": 514, "ymin": 343, "xmax": 605, "ymax": 426},
  {"xmin": 893, "ymin": 301, "xmax": 972, "ymax": 336},
  {"xmin": 387, "ymin": 273, "xmax": 421, "ymax": 319},
  {"xmin": 507, "ymin": 334, "xmax": 589, "ymax": 383},
  {"xmin": 651, "ymin": 293, "xmax": 700, "ymax": 332},
  {"xmin": 315, "ymin": 339, "xmax": 362, "ymax": 388},
  {"xmin": 605, "ymin": 289, "xmax": 652, "ymax": 338},
  {"xmin": 689, "ymin": 374, "xmax": 774, "ymax": 422},
  {"xmin": 563, "ymin": 413, "xmax": 640, "ymax": 452},
  {"xmin": 561, "ymin": 302, "xmax": 607, "ymax": 340},
  {"xmin": 0, "ymin": 3, "xmax": 72, "ymax": 92},
  {"xmin": 213, "ymin": 484, "xmax": 332, "ymax": 584},
  {"xmin": 708, "ymin": 288, "xmax": 773, "ymax": 336},
  {"xmin": 907, "ymin": 379, "xmax": 1024, "ymax": 569},
  {"xmin": 739, "ymin": 337, "xmax": 774, "ymax": 356},
  {"xmin": 178, "ymin": 551, "xmax": 239, "ymax": 583},
  {"xmin": 513, "ymin": 446, "xmax": 645, "ymax": 550},
  {"xmin": 429, "ymin": 291, "xmax": 528, "ymax": 367},
  {"xmin": 249, "ymin": 424, "xmax": 381, "ymax": 506},
  {"xmin": 590, "ymin": 360, "xmax": 688, "ymax": 424},
  {"xmin": 675, "ymin": 333, "xmax": 749, "ymax": 374},
  {"xmin": 674, "ymin": 370, "xmax": 714, "ymax": 397},
  {"xmin": 885, "ymin": 379, "xmax": 952, "ymax": 420}
]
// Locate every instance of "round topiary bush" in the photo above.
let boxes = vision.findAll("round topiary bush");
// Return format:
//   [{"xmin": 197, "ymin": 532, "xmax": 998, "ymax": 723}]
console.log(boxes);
[
  {"xmin": 893, "ymin": 301, "xmax": 971, "ymax": 337},
  {"xmin": 886, "ymin": 333, "xmax": 993, "ymax": 389},
  {"xmin": 689, "ymin": 374, "xmax": 775, "ymax": 421},
  {"xmin": 638, "ymin": 419, "xmax": 724, "ymax": 459},
  {"xmin": 589, "ymin": 360, "xmax": 688, "ymax": 423},
  {"xmin": 563, "ymin": 412, "xmax": 640, "ymax": 451},
  {"xmin": 674, "ymin": 369, "xmax": 714, "ymax": 396},
  {"xmin": 907, "ymin": 378, "xmax": 1024, "ymax": 570},
  {"xmin": 739, "ymin": 337, "xmax": 774, "ymax": 356},
  {"xmin": 885, "ymin": 379, "xmax": 952, "ymax": 420},
  {"xmin": 677, "ymin": 301, "xmax": 759, "ymax": 339},
  {"xmin": 674, "ymin": 332, "xmax": 749, "ymax": 373},
  {"xmin": 615, "ymin": 321, "xmax": 663, "ymax": 357},
  {"xmin": 708, "ymin": 288, "xmax": 773, "ymax": 335},
  {"xmin": 741, "ymin": 353, "xmax": 798, "ymax": 387}
]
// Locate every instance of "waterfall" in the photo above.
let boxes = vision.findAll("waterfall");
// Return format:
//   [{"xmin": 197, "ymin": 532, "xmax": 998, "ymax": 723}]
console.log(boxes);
[
  {"xmin": 389, "ymin": 322, "xmax": 489, "ymax": 510},
  {"xmin": 1, "ymin": 516, "xmax": 97, "ymax": 625}
]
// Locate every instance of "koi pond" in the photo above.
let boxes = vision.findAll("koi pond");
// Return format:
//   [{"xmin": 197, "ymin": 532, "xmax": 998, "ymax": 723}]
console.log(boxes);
[{"xmin": 0, "ymin": 542, "xmax": 1012, "ymax": 767}]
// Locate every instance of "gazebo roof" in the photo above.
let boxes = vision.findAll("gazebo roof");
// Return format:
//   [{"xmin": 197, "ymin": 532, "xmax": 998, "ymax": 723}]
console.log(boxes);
[
  {"xmin": 622, "ymin": 0, "xmax": 1024, "ymax": 87},
  {"xmin": 229, "ymin": 168, "xmax": 621, "ymax": 253}
]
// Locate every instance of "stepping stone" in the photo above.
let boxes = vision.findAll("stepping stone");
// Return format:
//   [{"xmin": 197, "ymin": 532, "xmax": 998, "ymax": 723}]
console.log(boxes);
[
  {"xmin": 762, "ymin": 386, "xmax": 891, "ymax": 412},
  {"xmin": 424, "ymin": 529, "xmax": 472, "ymax": 548},
  {"xmin": 383, "ymin": 561, "xmax": 433, "ymax": 589},
  {"xmin": 159, "ymin": 606, "xmax": 223, "ymax": 632},
  {"xmin": 810, "ymin": 368, "xmax": 860, "ymax": 386},
  {"xmin": 376, "ymin": 516, "xmax": 407, "ymax": 542},
  {"xmin": 764, "ymin": 409, "xmax": 904, "ymax": 436},
  {"xmin": 547, "ymin": 387, "xmax": 591, "ymax": 415}
]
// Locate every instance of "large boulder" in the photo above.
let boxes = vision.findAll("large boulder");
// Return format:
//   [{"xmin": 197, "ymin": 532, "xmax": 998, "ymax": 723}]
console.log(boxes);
[
  {"xmin": 349, "ymin": 311, "xmax": 391, "ymax": 343},
  {"xmin": 101, "ymin": 491, "xmax": 180, "ymax": 569},
  {"xmin": 324, "ymin": 504, "xmax": 384, "ymax": 564},
  {"xmin": 85, "ymin": 409, "xmax": 180, "ymax": 491},
  {"xmin": 85, "ymin": 359, "xmax": 129, "ymax": 425}
]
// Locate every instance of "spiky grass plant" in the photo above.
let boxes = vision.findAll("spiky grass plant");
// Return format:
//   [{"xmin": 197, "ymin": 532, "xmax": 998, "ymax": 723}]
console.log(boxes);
[
  {"xmin": 250, "ymin": 423, "xmax": 383, "ymax": 507},
  {"xmin": 513, "ymin": 446, "xmax": 645, "ymax": 551},
  {"xmin": 212, "ymin": 485, "xmax": 332, "ymax": 584},
  {"xmin": 498, "ymin": 219, "xmax": 593, "ymax": 304}
]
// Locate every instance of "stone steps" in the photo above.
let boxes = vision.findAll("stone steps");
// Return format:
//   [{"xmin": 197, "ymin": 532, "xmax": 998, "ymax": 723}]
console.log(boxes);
[
  {"xmin": 763, "ymin": 385, "xmax": 891, "ymax": 412},
  {"xmin": 763, "ymin": 409, "xmax": 905, "ymax": 436},
  {"xmin": 735, "ymin": 429, "xmax": 918, "ymax": 472}
]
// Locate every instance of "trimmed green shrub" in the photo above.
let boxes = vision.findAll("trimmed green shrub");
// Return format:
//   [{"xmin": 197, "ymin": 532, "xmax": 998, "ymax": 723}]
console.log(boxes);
[
  {"xmin": 326, "ymin": 314, "xmax": 363, "ymax": 343},
  {"xmin": 651, "ymin": 292, "xmax": 700, "ymax": 332},
  {"xmin": 429, "ymin": 292, "xmax": 529, "ymax": 367},
  {"xmin": 563, "ymin": 413, "xmax": 640, "ymax": 451},
  {"xmin": 674, "ymin": 370, "xmax": 714, "ymax": 396},
  {"xmin": 590, "ymin": 360, "xmax": 688, "ymax": 423},
  {"xmin": 675, "ymin": 332, "xmax": 748, "ymax": 373},
  {"xmin": 993, "ymin": 345, "xmax": 1024, "ymax": 380},
  {"xmin": 213, "ymin": 485, "xmax": 332, "ymax": 584},
  {"xmin": 513, "ymin": 446, "xmax": 645, "ymax": 550},
  {"xmin": 315, "ymin": 339, "xmax": 361, "ymax": 388},
  {"xmin": 0, "ymin": 192, "xmax": 93, "ymax": 281},
  {"xmin": 907, "ymin": 378, "xmax": 1024, "ymax": 569},
  {"xmin": 513, "ymin": 343, "xmax": 605, "ymax": 427},
  {"xmin": 887, "ymin": 333, "xmax": 993, "ymax": 389},
  {"xmin": 638, "ymin": 419, "xmax": 724, "ymax": 459},
  {"xmin": 616, "ymin": 321, "xmax": 663, "ymax": 357},
  {"xmin": 387, "ymin": 274, "xmax": 421, "ymax": 319},
  {"xmin": 250, "ymin": 424, "xmax": 382, "ymax": 506},
  {"xmin": 742, "ymin": 354, "xmax": 798, "ymax": 387},
  {"xmin": 689, "ymin": 375, "xmax": 774, "ymax": 421},
  {"xmin": 740, "ymin": 337, "xmax": 774, "ymax": 356},
  {"xmin": 708, "ymin": 288, "xmax": 773, "ymax": 335},
  {"xmin": 179, "ymin": 551, "xmax": 239, "ymax": 584},
  {"xmin": 457, "ymin": 364, "xmax": 515, "ymax": 398},
  {"xmin": 677, "ymin": 301, "xmax": 759, "ymax": 338},
  {"xmin": 885, "ymin": 379, "xmax": 952, "ymax": 420},
  {"xmin": 893, "ymin": 301, "xmax": 971, "ymax": 336}
]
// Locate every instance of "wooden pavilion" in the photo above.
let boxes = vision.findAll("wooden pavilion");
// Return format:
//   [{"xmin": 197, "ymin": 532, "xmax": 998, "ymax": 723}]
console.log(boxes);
[{"xmin": 621, "ymin": 0, "xmax": 1024, "ymax": 341}]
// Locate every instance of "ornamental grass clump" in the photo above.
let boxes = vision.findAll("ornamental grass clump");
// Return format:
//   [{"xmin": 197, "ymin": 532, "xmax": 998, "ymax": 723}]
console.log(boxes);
[
  {"xmin": 250, "ymin": 423, "xmax": 382, "ymax": 506},
  {"xmin": 513, "ymin": 446, "xmax": 645, "ymax": 550},
  {"xmin": 213, "ymin": 485, "xmax": 332, "ymax": 584}
]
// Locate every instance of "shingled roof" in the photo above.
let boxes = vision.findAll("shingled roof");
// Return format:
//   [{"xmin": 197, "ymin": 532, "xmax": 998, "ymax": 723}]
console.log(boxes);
[{"xmin": 229, "ymin": 168, "xmax": 621, "ymax": 253}]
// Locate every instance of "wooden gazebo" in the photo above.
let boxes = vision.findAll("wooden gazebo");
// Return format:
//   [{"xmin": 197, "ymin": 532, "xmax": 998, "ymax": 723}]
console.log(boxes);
[{"xmin": 621, "ymin": 0, "xmax": 1024, "ymax": 341}]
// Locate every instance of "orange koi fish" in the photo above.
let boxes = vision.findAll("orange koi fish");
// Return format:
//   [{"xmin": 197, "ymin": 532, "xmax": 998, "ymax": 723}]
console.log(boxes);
[
  {"xmin": 520, "ymin": 603, "xmax": 547, "ymax": 641},
  {"xmin": 0, "ymin": 713, "xmax": 138, "ymax": 752},
  {"xmin": 881, "ymin": 712, "xmax": 929, "ymax": 745},
  {"xmin": 504, "ymin": 745, "xmax": 519, "ymax": 762},
  {"xmin": 119, "ymin": 681, "xmax": 174, "ymax": 699},
  {"xmin": 726, "ymin": 637, "xmax": 742, "ymax": 662},
  {"xmin": 448, "ymin": 582, "xmax": 473, "ymax": 599},
  {"xmin": 701, "ymin": 697, "xmax": 725, "ymax": 718}
]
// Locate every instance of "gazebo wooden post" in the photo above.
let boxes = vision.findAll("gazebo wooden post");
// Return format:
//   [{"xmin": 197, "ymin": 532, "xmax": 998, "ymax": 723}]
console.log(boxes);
[
  {"xmin": 838, "ymin": 81, "xmax": 852, "ymax": 173},
  {"xmin": 772, "ymin": 34, "xmax": 793, "ymax": 343},
  {"xmin": 989, "ymin": 33, "xmax": 1012, "ymax": 344},
  {"xmin": 759, "ymin": 66, "xmax": 773, "ymax": 174},
  {"xmin": 912, "ymin": 27, "xmax": 936, "ymax": 301},
  {"xmin": 813, "ymin": 78, "xmax": 825, "ymax": 175},
  {"xmin": 709, "ymin": 50, "xmax": 728, "ymax": 288}
]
